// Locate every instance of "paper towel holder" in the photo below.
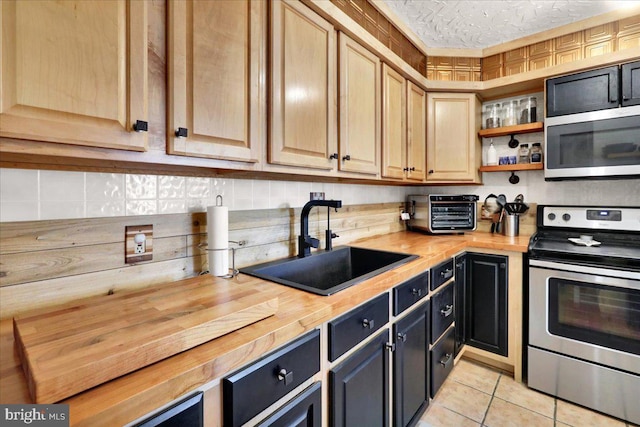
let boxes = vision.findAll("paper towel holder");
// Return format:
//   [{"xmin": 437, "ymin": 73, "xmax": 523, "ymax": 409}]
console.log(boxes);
[{"xmin": 199, "ymin": 240, "xmax": 246, "ymax": 278}]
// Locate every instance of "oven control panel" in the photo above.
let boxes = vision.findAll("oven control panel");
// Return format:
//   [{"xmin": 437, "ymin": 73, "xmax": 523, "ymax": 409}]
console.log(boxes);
[{"xmin": 542, "ymin": 206, "xmax": 640, "ymax": 231}]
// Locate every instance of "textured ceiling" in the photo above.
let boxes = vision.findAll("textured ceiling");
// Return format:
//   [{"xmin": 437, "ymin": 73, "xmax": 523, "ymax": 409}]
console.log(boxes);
[{"xmin": 381, "ymin": 0, "xmax": 636, "ymax": 49}]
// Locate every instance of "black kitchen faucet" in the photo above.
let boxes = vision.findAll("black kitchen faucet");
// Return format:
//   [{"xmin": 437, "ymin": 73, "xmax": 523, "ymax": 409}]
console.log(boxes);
[{"xmin": 298, "ymin": 199, "xmax": 342, "ymax": 257}]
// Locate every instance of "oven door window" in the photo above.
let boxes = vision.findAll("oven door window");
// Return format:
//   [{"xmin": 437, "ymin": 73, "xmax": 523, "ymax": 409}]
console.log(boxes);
[
  {"xmin": 546, "ymin": 115, "xmax": 640, "ymax": 170},
  {"xmin": 548, "ymin": 278, "xmax": 640, "ymax": 356}
]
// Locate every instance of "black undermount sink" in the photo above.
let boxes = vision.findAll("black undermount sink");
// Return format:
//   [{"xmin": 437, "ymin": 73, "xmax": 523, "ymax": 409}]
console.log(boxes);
[{"xmin": 240, "ymin": 246, "xmax": 418, "ymax": 296}]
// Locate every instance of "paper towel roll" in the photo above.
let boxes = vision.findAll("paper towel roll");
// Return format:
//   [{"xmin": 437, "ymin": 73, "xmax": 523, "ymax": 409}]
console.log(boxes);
[{"xmin": 207, "ymin": 205, "xmax": 229, "ymax": 276}]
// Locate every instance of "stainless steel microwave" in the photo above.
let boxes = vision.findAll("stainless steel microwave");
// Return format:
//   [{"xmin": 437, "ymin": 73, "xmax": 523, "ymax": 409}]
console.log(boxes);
[{"xmin": 544, "ymin": 105, "xmax": 640, "ymax": 180}]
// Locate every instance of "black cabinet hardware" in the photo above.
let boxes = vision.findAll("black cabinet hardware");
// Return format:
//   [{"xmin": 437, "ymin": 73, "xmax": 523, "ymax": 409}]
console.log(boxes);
[
  {"xmin": 342, "ymin": 154, "xmax": 351, "ymax": 161},
  {"xmin": 439, "ymin": 353, "xmax": 452, "ymax": 367},
  {"xmin": 277, "ymin": 368, "xmax": 294, "ymax": 386},
  {"xmin": 175, "ymin": 127, "xmax": 188, "ymax": 138},
  {"xmin": 440, "ymin": 304, "xmax": 453, "ymax": 318},
  {"xmin": 133, "ymin": 120, "xmax": 148, "ymax": 132},
  {"xmin": 329, "ymin": 153, "xmax": 338, "ymax": 160}
]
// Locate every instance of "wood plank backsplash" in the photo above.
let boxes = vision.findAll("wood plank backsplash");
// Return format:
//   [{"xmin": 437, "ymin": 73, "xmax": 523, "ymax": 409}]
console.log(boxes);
[
  {"xmin": 0, "ymin": 201, "xmax": 536, "ymax": 319},
  {"xmin": 0, "ymin": 203, "xmax": 406, "ymax": 319}
]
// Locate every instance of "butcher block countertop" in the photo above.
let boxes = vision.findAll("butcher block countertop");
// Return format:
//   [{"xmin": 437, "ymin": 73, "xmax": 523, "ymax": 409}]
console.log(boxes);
[{"xmin": 0, "ymin": 231, "xmax": 531, "ymax": 426}]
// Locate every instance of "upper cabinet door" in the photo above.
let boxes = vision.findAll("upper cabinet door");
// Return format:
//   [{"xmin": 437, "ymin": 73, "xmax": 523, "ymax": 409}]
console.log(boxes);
[
  {"xmin": 269, "ymin": 0, "xmax": 337, "ymax": 170},
  {"xmin": 0, "ymin": 0, "xmax": 148, "ymax": 151},
  {"xmin": 338, "ymin": 33, "xmax": 380, "ymax": 176},
  {"xmin": 406, "ymin": 82, "xmax": 426, "ymax": 182},
  {"xmin": 168, "ymin": 0, "xmax": 263, "ymax": 163},
  {"xmin": 622, "ymin": 60, "xmax": 640, "ymax": 107},
  {"xmin": 382, "ymin": 64, "xmax": 407, "ymax": 180},
  {"xmin": 426, "ymin": 93, "xmax": 481, "ymax": 183}
]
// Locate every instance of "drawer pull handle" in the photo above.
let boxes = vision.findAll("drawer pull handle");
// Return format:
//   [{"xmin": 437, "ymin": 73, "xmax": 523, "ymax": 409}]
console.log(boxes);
[
  {"xmin": 440, "ymin": 269, "xmax": 453, "ymax": 280},
  {"xmin": 397, "ymin": 332, "xmax": 407, "ymax": 342},
  {"xmin": 277, "ymin": 368, "xmax": 294, "ymax": 386},
  {"xmin": 362, "ymin": 318, "xmax": 374, "ymax": 329},
  {"xmin": 440, "ymin": 304, "xmax": 453, "ymax": 318},
  {"xmin": 439, "ymin": 353, "xmax": 453, "ymax": 368},
  {"xmin": 411, "ymin": 288, "xmax": 422, "ymax": 297}
]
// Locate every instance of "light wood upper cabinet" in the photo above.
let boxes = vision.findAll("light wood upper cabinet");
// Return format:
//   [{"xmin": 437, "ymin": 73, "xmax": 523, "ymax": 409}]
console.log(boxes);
[
  {"xmin": 426, "ymin": 93, "xmax": 482, "ymax": 183},
  {"xmin": 338, "ymin": 33, "xmax": 381, "ymax": 176},
  {"xmin": 381, "ymin": 64, "xmax": 407, "ymax": 179},
  {"xmin": 0, "ymin": 0, "xmax": 148, "ymax": 151},
  {"xmin": 269, "ymin": 0, "xmax": 337, "ymax": 170},
  {"xmin": 406, "ymin": 82, "xmax": 427, "ymax": 181},
  {"xmin": 167, "ymin": 0, "xmax": 263, "ymax": 163}
]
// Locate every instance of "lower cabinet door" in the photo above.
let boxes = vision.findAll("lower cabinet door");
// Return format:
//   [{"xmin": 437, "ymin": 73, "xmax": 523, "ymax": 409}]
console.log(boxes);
[
  {"xmin": 330, "ymin": 330, "xmax": 389, "ymax": 427},
  {"xmin": 465, "ymin": 253, "xmax": 508, "ymax": 356},
  {"xmin": 258, "ymin": 382, "xmax": 322, "ymax": 427},
  {"xmin": 393, "ymin": 302, "xmax": 430, "ymax": 427}
]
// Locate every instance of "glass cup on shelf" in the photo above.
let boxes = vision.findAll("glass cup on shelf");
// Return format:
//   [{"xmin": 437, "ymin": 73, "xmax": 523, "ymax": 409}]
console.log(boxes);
[{"xmin": 503, "ymin": 100, "xmax": 518, "ymax": 127}]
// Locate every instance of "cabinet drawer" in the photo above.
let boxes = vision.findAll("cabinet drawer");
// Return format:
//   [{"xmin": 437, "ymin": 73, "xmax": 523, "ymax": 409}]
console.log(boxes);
[
  {"xmin": 223, "ymin": 329, "xmax": 321, "ymax": 427},
  {"xmin": 431, "ymin": 282, "xmax": 454, "ymax": 343},
  {"xmin": 430, "ymin": 327, "xmax": 455, "ymax": 397},
  {"xmin": 328, "ymin": 293, "xmax": 389, "ymax": 361},
  {"xmin": 393, "ymin": 271, "xmax": 429, "ymax": 316},
  {"xmin": 257, "ymin": 382, "xmax": 322, "ymax": 427},
  {"xmin": 431, "ymin": 259, "xmax": 454, "ymax": 291},
  {"xmin": 135, "ymin": 392, "xmax": 203, "ymax": 427}
]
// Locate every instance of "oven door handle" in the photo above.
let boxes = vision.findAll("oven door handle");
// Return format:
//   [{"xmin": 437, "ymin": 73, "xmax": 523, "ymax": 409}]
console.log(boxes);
[{"xmin": 529, "ymin": 259, "xmax": 640, "ymax": 282}]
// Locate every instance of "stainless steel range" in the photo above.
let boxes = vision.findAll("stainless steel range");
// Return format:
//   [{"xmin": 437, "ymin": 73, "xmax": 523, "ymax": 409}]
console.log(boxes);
[{"xmin": 527, "ymin": 205, "xmax": 640, "ymax": 424}]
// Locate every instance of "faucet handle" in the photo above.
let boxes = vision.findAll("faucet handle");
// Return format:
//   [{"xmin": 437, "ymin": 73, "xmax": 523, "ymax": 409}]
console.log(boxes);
[{"xmin": 308, "ymin": 237, "xmax": 320, "ymax": 248}]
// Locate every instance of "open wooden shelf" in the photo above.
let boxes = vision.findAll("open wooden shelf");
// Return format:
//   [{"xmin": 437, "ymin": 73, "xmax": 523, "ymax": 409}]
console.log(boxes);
[
  {"xmin": 479, "ymin": 163, "xmax": 543, "ymax": 172},
  {"xmin": 478, "ymin": 122, "xmax": 544, "ymax": 138}
]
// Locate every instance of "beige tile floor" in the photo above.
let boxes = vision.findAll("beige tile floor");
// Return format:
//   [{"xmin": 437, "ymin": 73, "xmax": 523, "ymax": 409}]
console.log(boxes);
[{"xmin": 418, "ymin": 359, "xmax": 639, "ymax": 427}]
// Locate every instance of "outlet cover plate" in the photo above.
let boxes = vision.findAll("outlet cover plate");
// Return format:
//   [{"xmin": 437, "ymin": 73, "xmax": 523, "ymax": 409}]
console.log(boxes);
[{"xmin": 125, "ymin": 225, "xmax": 153, "ymax": 264}]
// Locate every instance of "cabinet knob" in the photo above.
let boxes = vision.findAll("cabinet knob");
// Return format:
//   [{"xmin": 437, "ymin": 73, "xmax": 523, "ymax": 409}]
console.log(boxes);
[
  {"xmin": 175, "ymin": 127, "xmax": 188, "ymax": 138},
  {"xmin": 409, "ymin": 167, "xmax": 416, "ymax": 171},
  {"xmin": 133, "ymin": 120, "xmax": 148, "ymax": 132},
  {"xmin": 403, "ymin": 167, "xmax": 409, "ymax": 172},
  {"xmin": 362, "ymin": 318, "xmax": 374, "ymax": 329},
  {"xmin": 329, "ymin": 153, "xmax": 338, "ymax": 160},
  {"xmin": 342, "ymin": 154, "xmax": 351, "ymax": 161},
  {"xmin": 411, "ymin": 288, "xmax": 422, "ymax": 297},
  {"xmin": 277, "ymin": 368, "xmax": 294, "ymax": 386},
  {"xmin": 440, "ymin": 304, "xmax": 453, "ymax": 318},
  {"xmin": 428, "ymin": 169, "xmax": 434, "ymax": 174},
  {"xmin": 397, "ymin": 332, "xmax": 407, "ymax": 342}
]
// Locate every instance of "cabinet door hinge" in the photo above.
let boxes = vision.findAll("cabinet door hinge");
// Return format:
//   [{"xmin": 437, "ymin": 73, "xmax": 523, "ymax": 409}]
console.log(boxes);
[{"xmin": 385, "ymin": 342, "xmax": 396, "ymax": 352}]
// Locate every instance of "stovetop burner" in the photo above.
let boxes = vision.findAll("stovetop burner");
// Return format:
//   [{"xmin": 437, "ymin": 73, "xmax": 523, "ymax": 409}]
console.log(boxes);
[{"xmin": 529, "ymin": 205, "xmax": 640, "ymax": 271}]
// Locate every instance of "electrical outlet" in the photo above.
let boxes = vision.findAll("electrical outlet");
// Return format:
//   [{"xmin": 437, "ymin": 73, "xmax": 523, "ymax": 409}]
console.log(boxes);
[{"xmin": 125, "ymin": 225, "xmax": 153, "ymax": 263}]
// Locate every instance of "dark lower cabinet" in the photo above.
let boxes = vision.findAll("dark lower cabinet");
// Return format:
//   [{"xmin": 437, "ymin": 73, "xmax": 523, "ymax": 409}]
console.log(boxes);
[
  {"xmin": 430, "ymin": 327, "xmax": 455, "ymax": 397},
  {"xmin": 223, "ymin": 330, "xmax": 321, "ymax": 427},
  {"xmin": 393, "ymin": 302, "xmax": 429, "ymax": 427},
  {"xmin": 258, "ymin": 382, "xmax": 322, "ymax": 427},
  {"xmin": 465, "ymin": 253, "xmax": 508, "ymax": 356},
  {"xmin": 134, "ymin": 392, "xmax": 203, "ymax": 427},
  {"xmin": 454, "ymin": 254, "xmax": 467, "ymax": 357},
  {"xmin": 330, "ymin": 330, "xmax": 389, "ymax": 427}
]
